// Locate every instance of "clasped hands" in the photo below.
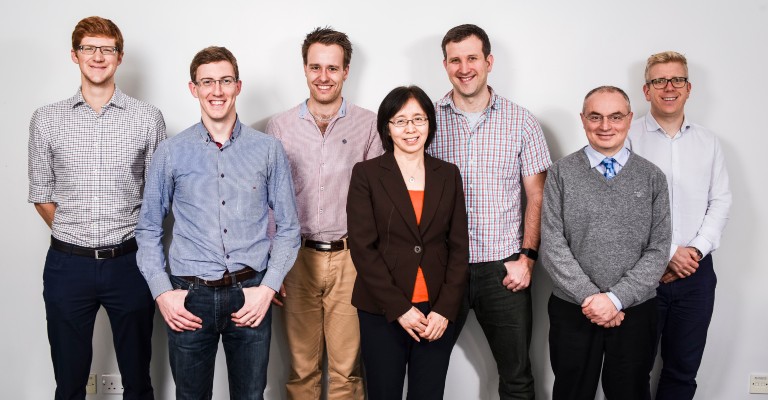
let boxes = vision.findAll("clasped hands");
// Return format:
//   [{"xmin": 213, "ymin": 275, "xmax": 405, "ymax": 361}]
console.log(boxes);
[
  {"xmin": 582, "ymin": 293, "xmax": 624, "ymax": 328},
  {"xmin": 397, "ymin": 307, "xmax": 448, "ymax": 342}
]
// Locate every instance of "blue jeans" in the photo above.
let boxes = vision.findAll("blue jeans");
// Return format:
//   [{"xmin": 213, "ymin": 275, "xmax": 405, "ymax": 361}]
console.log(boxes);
[
  {"xmin": 655, "ymin": 255, "xmax": 717, "ymax": 400},
  {"xmin": 454, "ymin": 259, "xmax": 534, "ymax": 400},
  {"xmin": 43, "ymin": 246, "xmax": 155, "ymax": 400},
  {"xmin": 167, "ymin": 271, "xmax": 271, "ymax": 400}
]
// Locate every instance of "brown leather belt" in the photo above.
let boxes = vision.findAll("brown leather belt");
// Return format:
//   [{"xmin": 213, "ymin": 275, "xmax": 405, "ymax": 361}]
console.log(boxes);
[
  {"xmin": 51, "ymin": 236, "xmax": 138, "ymax": 259},
  {"xmin": 178, "ymin": 267, "xmax": 256, "ymax": 287},
  {"xmin": 302, "ymin": 238, "xmax": 347, "ymax": 252}
]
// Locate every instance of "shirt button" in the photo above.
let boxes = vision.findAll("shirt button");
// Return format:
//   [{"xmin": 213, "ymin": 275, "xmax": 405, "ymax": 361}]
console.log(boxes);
[
  {"xmin": 320, "ymin": 186, "xmax": 324, "ymax": 191},
  {"xmin": 319, "ymin": 209, "xmax": 323, "ymax": 214},
  {"xmin": 220, "ymin": 173, "xmax": 224, "ymax": 178},
  {"xmin": 223, "ymin": 229, "xmax": 228, "ymax": 234},
  {"xmin": 226, "ymin": 255, "xmax": 230, "ymax": 259},
  {"xmin": 414, "ymin": 246, "xmax": 422, "ymax": 254},
  {"xmin": 221, "ymin": 200, "xmax": 226, "ymax": 205}
]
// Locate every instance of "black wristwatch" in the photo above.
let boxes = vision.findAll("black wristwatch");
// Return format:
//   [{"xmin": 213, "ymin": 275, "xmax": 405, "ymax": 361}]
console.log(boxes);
[
  {"xmin": 688, "ymin": 246, "xmax": 703, "ymax": 260},
  {"xmin": 519, "ymin": 248, "xmax": 539, "ymax": 261}
]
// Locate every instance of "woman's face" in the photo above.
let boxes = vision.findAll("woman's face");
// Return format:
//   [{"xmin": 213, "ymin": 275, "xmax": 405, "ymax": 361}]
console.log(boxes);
[{"xmin": 388, "ymin": 97, "xmax": 429, "ymax": 157}]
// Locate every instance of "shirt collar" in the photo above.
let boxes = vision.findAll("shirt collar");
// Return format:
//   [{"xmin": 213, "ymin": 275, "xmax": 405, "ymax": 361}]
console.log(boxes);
[
  {"xmin": 583, "ymin": 145, "xmax": 631, "ymax": 168},
  {"xmin": 299, "ymin": 98, "xmax": 348, "ymax": 120},
  {"xmin": 69, "ymin": 86, "xmax": 126, "ymax": 110},
  {"xmin": 436, "ymin": 85, "xmax": 499, "ymax": 114},
  {"xmin": 643, "ymin": 112, "xmax": 692, "ymax": 137},
  {"xmin": 195, "ymin": 115, "xmax": 243, "ymax": 145}
]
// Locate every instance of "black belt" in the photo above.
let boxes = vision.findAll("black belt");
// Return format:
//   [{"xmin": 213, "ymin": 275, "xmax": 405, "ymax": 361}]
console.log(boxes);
[
  {"xmin": 178, "ymin": 267, "xmax": 256, "ymax": 287},
  {"xmin": 50, "ymin": 236, "xmax": 138, "ymax": 259},
  {"xmin": 302, "ymin": 238, "xmax": 347, "ymax": 252}
]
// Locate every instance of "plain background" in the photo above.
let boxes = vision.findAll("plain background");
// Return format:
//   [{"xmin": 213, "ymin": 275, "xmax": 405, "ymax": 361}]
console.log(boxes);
[{"xmin": 2, "ymin": 1, "xmax": 766, "ymax": 399}]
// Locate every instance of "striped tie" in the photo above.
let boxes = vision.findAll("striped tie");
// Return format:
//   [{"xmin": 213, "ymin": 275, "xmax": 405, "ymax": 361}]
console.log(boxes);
[{"xmin": 602, "ymin": 157, "xmax": 617, "ymax": 180}]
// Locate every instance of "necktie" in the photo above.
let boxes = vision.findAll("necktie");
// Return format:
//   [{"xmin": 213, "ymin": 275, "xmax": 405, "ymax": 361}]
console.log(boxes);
[{"xmin": 601, "ymin": 157, "xmax": 617, "ymax": 180}]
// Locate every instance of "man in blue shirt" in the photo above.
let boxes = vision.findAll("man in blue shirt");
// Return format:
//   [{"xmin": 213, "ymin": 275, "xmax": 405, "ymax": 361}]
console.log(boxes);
[{"xmin": 136, "ymin": 46, "xmax": 300, "ymax": 399}]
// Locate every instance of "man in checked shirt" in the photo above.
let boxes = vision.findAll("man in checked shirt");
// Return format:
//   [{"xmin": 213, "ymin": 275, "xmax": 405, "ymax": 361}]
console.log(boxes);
[
  {"xmin": 27, "ymin": 16, "xmax": 165, "ymax": 400},
  {"xmin": 427, "ymin": 24, "xmax": 552, "ymax": 399},
  {"xmin": 266, "ymin": 27, "xmax": 383, "ymax": 400}
]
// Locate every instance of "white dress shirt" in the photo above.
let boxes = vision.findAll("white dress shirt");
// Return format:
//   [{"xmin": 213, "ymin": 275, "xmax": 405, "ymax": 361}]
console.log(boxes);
[{"xmin": 628, "ymin": 113, "xmax": 731, "ymax": 259}]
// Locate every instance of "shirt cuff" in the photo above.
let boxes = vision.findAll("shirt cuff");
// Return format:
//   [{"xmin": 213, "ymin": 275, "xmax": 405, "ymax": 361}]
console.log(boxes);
[
  {"xmin": 606, "ymin": 292, "xmax": 623, "ymax": 311},
  {"xmin": 687, "ymin": 236, "xmax": 713, "ymax": 257}
]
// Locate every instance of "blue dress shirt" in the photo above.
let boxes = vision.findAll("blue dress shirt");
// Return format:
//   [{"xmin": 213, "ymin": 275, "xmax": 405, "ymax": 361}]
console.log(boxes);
[{"xmin": 136, "ymin": 118, "xmax": 301, "ymax": 299}]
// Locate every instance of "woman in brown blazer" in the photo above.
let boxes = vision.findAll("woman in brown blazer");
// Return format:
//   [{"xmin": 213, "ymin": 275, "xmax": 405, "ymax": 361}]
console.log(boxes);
[{"xmin": 347, "ymin": 86, "xmax": 469, "ymax": 400}]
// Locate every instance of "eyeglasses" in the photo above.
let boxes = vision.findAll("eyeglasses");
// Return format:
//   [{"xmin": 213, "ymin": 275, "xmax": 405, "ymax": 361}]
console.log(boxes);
[
  {"xmin": 584, "ymin": 112, "xmax": 631, "ymax": 124},
  {"xmin": 194, "ymin": 77, "xmax": 238, "ymax": 87},
  {"xmin": 78, "ymin": 45, "xmax": 120, "ymax": 56},
  {"xmin": 389, "ymin": 116, "xmax": 428, "ymax": 128},
  {"xmin": 646, "ymin": 77, "xmax": 688, "ymax": 89}
]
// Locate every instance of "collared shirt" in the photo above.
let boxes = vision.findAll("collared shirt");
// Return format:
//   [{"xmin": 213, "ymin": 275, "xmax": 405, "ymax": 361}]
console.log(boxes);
[
  {"xmin": 428, "ymin": 87, "xmax": 552, "ymax": 263},
  {"xmin": 584, "ymin": 145, "xmax": 631, "ymax": 176},
  {"xmin": 135, "ymin": 118, "xmax": 301, "ymax": 299},
  {"xmin": 28, "ymin": 87, "xmax": 166, "ymax": 247},
  {"xmin": 266, "ymin": 99, "xmax": 383, "ymax": 241},
  {"xmin": 628, "ymin": 113, "xmax": 731, "ymax": 258}
]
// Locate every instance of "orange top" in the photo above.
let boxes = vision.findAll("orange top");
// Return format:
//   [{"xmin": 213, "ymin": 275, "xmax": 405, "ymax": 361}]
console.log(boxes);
[{"xmin": 408, "ymin": 190, "xmax": 429, "ymax": 303}]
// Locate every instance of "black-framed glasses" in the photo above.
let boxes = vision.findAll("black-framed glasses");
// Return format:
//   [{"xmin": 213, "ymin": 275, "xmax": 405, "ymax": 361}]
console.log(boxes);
[
  {"xmin": 194, "ymin": 77, "xmax": 238, "ymax": 87},
  {"xmin": 646, "ymin": 77, "xmax": 688, "ymax": 89},
  {"xmin": 389, "ymin": 116, "xmax": 428, "ymax": 128},
  {"xmin": 78, "ymin": 45, "xmax": 119, "ymax": 56},
  {"xmin": 585, "ymin": 112, "xmax": 631, "ymax": 124}
]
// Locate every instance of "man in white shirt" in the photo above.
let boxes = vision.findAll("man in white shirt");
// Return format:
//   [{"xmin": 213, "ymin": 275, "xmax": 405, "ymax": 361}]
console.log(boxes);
[{"xmin": 628, "ymin": 51, "xmax": 732, "ymax": 400}]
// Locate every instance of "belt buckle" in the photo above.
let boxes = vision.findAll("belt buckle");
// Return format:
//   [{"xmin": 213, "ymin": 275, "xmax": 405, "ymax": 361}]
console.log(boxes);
[
  {"xmin": 95, "ymin": 248, "xmax": 116, "ymax": 259},
  {"xmin": 316, "ymin": 243, "xmax": 332, "ymax": 251}
]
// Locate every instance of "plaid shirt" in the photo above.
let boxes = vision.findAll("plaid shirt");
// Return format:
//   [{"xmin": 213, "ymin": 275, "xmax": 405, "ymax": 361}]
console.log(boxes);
[
  {"xmin": 28, "ymin": 88, "xmax": 166, "ymax": 247},
  {"xmin": 266, "ymin": 99, "xmax": 383, "ymax": 241},
  {"xmin": 428, "ymin": 88, "xmax": 551, "ymax": 263}
]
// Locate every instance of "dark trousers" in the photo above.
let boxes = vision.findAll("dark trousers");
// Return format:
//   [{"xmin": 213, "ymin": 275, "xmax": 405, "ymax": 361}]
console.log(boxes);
[
  {"xmin": 655, "ymin": 255, "xmax": 716, "ymax": 400},
  {"xmin": 358, "ymin": 302, "xmax": 456, "ymax": 400},
  {"xmin": 43, "ymin": 247, "xmax": 155, "ymax": 400},
  {"xmin": 548, "ymin": 295, "xmax": 657, "ymax": 400},
  {"xmin": 454, "ymin": 260, "xmax": 534, "ymax": 400}
]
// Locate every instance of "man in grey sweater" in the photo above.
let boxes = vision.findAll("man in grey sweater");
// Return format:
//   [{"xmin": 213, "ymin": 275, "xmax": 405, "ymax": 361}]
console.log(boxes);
[{"xmin": 540, "ymin": 86, "xmax": 671, "ymax": 400}]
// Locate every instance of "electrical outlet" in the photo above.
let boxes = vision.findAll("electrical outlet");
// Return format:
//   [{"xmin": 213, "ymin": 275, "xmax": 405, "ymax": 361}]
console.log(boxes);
[
  {"xmin": 751, "ymin": 374, "xmax": 768, "ymax": 394},
  {"xmin": 101, "ymin": 374, "xmax": 124, "ymax": 394},
  {"xmin": 85, "ymin": 374, "xmax": 97, "ymax": 394}
]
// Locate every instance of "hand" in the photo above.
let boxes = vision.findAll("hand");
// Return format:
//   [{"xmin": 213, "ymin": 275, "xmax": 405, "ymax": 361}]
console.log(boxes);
[
  {"xmin": 603, "ymin": 311, "xmax": 625, "ymax": 328},
  {"xmin": 231, "ymin": 285, "xmax": 276, "ymax": 328},
  {"xmin": 271, "ymin": 284, "xmax": 287, "ymax": 307},
  {"xmin": 660, "ymin": 267, "xmax": 680, "ymax": 284},
  {"xmin": 668, "ymin": 247, "xmax": 699, "ymax": 279},
  {"xmin": 582, "ymin": 293, "xmax": 619, "ymax": 326},
  {"xmin": 397, "ymin": 307, "xmax": 428, "ymax": 342},
  {"xmin": 156, "ymin": 290, "xmax": 203, "ymax": 332},
  {"xmin": 421, "ymin": 311, "xmax": 449, "ymax": 342},
  {"xmin": 501, "ymin": 256, "xmax": 534, "ymax": 292}
]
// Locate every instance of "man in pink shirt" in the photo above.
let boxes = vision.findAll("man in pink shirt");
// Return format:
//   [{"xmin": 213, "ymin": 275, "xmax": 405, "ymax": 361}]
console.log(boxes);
[{"xmin": 266, "ymin": 27, "xmax": 383, "ymax": 400}]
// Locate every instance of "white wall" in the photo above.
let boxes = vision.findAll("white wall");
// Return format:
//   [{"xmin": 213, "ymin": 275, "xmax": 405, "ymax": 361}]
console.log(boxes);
[{"xmin": 2, "ymin": 1, "xmax": 766, "ymax": 399}]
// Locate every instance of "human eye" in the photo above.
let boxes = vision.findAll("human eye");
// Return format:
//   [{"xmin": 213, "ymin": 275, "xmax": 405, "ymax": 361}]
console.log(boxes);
[
  {"xmin": 392, "ymin": 119, "xmax": 407, "ymax": 127},
  {"xmin": 414, "ymin": 116, "xmax": 428, "ymax": 124},
  {"xmin": 309, "ymin": 65, "xmax": 320, "ymax": 71},
  {"xmin": 651, "ymin": 78, "xmax": 667, "ymax": 86},
  {"xmin": 101, "ymin": 47, "xmax": 116, "ymax": 55},
  {"xmin": 80, "ymin": 45, "xmax": 96, "ymax": 54},
  {"xmin": 587, "ymin": 115, "xmax": 602, "ymax": 123},
  {"xmin": 608, "ymin": 114, "xmax": 624, "ymax": 123},
  {"xmin": 448, "ymin": 58, "xmax": 460, "ymax": 64},
  {"xmin": 222, "ymin": 77, "xmax": 235, "ymax": 85},
  {"xmin": 199, "ymin": 79, "xmax": 214, "ymax": 87}
]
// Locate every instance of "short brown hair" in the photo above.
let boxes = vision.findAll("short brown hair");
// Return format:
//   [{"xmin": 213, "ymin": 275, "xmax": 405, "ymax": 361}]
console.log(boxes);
[
  {"xmin": 189, "ymin": 46, "xmax": 239, "ymax": 82},
  {"xmin": 441, "ymin": 24, "xmax": 491, "ymax": 60},
  {"xmin": 301, "ymin": 27, "xmax": 353, "ymax": 68},
  {"xmin": 71, "ymin": 16, "xmax": 124, "ymax": 54},
  {"xmin": 644, "ymin": 51, "xmax": 688, "ymax": 81},
  {"xmin": 582, "ymin": 86, "xmax": 631, "ymax": 114}
]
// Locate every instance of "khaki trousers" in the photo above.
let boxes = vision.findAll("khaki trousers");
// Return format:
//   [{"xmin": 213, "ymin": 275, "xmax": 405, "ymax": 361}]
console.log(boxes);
[{"xmin": 283, "ymin": 247, "xmax": 363, "ymax": 400}]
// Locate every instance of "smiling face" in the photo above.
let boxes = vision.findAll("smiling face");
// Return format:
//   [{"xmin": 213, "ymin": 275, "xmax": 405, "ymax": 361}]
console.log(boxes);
[
  {"xmin": 389, "ymin": 97, "xmax": 429, "ymax": 157},
  {"xmin": 188, "ymin": 61, "xmax": 241, "ymax": 124},
  {"xmin": 304, "ymin": 43, "xmax": 348, "ymax": 107},
  {"xmin": 71, "ymin": 36, "xmax": 122, "ymax": 88},
  {"xmin": 443, "ymin": 35, "xmax": 493, "ymax": 101},
  {"xmin": 644, "ymin": 61, "xmax": 691, "ymax": 121},
  {"xmin": 581, "ymin": 91, "xmax": 633, "ymax": 157}
]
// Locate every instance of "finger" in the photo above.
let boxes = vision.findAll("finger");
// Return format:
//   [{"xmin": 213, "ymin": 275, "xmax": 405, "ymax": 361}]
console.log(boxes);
[
  {"xmin": 271, "ymin": 296, "xmax": 284, "ymax": 307},
  {"xmin": 405, "ymin": 328, "xmax": 420, "ymax": 342}
]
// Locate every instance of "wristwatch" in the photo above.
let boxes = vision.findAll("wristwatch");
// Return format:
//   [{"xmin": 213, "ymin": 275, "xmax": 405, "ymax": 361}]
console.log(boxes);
[
  {"xmin": 519, "ymin": 248, "xmax": 539, "ymax": 261},
  {"xmin": 689, "ymin": 246, "xmax": 703, "ymax": 260}
]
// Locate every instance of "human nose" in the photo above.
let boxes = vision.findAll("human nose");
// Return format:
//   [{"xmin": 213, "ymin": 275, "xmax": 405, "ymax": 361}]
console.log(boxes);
[
  {"xmin": 92, "ymin": 48, "xmax": 105, "ymax": 61},
  {"xmin": 599, "ymin": 117, "xmax": 611, "ymax": 130},
  {"xmin": 212, "ymin": 80, "xmax": 224, "ymax": 94}
]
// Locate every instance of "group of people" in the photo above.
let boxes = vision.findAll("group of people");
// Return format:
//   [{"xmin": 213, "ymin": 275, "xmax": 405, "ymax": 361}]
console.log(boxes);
[{"xmin": 28, "ymin": 15, "xmax": 730, "ymax": 400}]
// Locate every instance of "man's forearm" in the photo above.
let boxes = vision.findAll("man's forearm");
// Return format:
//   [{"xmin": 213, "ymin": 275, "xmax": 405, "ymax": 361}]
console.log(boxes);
[{"xmin": 34, "ymin": 202, "xmax": 56, "ymax": 229}]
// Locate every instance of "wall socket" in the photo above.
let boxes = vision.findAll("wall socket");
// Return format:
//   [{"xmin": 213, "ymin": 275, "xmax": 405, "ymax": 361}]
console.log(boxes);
[
  {"xmin": 101, "ymin": 374, "xmax": 124, "ymax": 394},
  {"xmin": 85, "ymin": 374, "xmax": 97, "ymax": 394},
  {"xmin": 751, "ymin": 374, "xmax": 768, "ymax": 394}
]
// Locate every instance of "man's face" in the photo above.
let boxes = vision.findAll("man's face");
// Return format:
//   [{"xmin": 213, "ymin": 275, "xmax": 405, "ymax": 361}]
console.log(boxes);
[
  {"xmin": 188, "ymin": 61, "xmax": 241, "ymax": 123},
  {"xmin": 644, "ymin": 62, "xmax": 691, "ymax": 120},
  {"xmin": 304, "ymin": 43, "xmax": 348, "ymax": 106},
  {"xmin": 71, "ymin": 36, "xmax": 122, "ymax": 87},
  {"xmin": 443, "ymin": 35, "xmax": 493, "ymax": 100},
  {"xmin": 581, "ymin": 91, "xmax": 633, "ymax": 156}
]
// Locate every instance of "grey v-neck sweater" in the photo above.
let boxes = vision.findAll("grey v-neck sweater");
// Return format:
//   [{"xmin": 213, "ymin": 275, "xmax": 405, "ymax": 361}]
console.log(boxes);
[{"xmin": 541, "ymin": 149, "xmax": 671, "ymax": 308}]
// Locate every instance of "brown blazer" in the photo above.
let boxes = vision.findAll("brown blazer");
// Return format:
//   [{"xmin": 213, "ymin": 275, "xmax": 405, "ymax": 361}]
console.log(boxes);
[{"xmin": 347, "ymin": 151, "xmax": 469, "ymax": 322}]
